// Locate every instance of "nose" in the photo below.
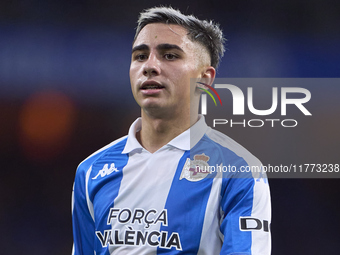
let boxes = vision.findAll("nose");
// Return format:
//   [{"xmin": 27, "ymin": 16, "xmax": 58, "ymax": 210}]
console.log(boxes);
[{"xmin": 143, "ymin": 54, "xmax": 160, "ymax": 77}]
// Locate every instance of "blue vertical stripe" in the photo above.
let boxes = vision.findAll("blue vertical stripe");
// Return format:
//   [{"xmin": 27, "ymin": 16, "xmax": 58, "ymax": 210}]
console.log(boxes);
[
  {"xmin": 86, "ymin": 139, "xmax": 129, "ymax": 254},
  {"xmin": 158, "ymin": 151, "xmax": 214, "ymax": 254},
  {"xmin": 220, "ymin": 172, "xmax": 254, "ymax": 253}
]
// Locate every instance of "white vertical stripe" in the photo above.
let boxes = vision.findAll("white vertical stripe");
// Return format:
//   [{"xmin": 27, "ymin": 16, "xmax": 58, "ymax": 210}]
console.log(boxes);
[
  {"xmin": 197, "ymin": 169, "xmax": 223, "ymax": 255},
  {"xmin": 109, "ymin": 147, "xmax": 185, "ymax": 254},
  {"xmin": 71, "ymin": 182, "xmax": 75, "ymax": 213},
  {"xmin": 85, "ymin": 166, "xmax": 95, "ymax": 222},
  {"xmin": 251, "ymin": 180, "xmax": 271, "ymax": 255}
]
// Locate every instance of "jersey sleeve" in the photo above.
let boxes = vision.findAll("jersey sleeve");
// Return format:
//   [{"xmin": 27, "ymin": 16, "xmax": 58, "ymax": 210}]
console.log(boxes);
[
  {"xmin": 219, "ymin": 168, "xmax": 271, "ymax": 254},
  {"xmin": 72, "ymin": 164, "xmax": 95, "ymax": 255}
]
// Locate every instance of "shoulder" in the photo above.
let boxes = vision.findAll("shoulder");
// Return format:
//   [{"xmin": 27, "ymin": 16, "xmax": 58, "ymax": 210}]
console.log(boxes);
[
  {"xmin": 204, "ymin": 127, "xmax": 261, "ymax": 167},
  {"xmin": 76, "ymin": 135, "xmax": 128, "ymax": 176}
]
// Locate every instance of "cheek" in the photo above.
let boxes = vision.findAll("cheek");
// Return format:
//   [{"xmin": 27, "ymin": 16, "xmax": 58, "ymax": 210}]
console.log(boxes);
[
  {"xmin": 130, "ymin": 61, "xmax": 141, "ymax": 76},
  {"xmin": 172, "ymin": 64, "xmax": 197, "ymax": 80},
  {"xmin": 129, "ymin": 66, "xmax": 138, "ymax": 86},
  {"xmin": 129, "ymin": 65, "xmax": 135, "ymax": 80}
]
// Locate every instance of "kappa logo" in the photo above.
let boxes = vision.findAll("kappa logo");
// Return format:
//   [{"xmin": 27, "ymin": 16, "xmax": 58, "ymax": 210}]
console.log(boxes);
[
  {"xmin": 92, "ymin": 163, "xmax": 119, "ymax": 180},
  {"xmin": 180, "ymin": 153, "xmax": 211, "ymax": 182}
]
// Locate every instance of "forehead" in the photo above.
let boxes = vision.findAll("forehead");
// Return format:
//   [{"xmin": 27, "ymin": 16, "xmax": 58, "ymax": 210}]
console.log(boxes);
[{"xmin": 133, "ymin": 23, "xmax": 193, "ymax": 49}]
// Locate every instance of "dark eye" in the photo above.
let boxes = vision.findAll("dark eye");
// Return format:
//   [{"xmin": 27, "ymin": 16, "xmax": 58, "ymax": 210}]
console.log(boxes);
[
  {"xmin": 164, "ymin": 53, "xmax": 177, "ymax": 60},
  {"xmin": 135, "ymin": 54, "xmax": 148, "ymax": 61}
]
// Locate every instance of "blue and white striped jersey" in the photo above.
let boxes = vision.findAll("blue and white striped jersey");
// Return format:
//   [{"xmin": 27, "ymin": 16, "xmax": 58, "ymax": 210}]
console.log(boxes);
[{"xmin": 72, "ymin": 115, "xmax": 271, "ymax": 255}]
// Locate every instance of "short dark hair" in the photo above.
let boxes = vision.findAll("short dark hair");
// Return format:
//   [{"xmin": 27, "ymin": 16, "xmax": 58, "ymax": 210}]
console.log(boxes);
[{"xmin": 134, "ymin": 6, "xmax": 226, "ymax": 69}]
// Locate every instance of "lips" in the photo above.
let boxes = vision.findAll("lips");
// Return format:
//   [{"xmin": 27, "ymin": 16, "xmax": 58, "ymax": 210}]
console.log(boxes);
[
  {"xmin": 140, "ymin": 81, "xmax": 165, "ymax": 90},
  {"xmin": 141, "ymin": 85, "xmax": 164, "ymax": 90}
]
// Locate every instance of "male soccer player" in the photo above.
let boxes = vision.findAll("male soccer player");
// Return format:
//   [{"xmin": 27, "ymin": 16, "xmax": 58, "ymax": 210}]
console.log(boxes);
[{"xmin": 72, "ymin": 6, "xmax": 271, "ymax": 255}]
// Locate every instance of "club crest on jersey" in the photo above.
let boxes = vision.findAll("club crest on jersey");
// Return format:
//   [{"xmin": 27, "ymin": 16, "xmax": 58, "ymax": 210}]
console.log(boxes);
[{"xmin": 180, "ymin": 153, "xmax": 211, "ymax": 182}]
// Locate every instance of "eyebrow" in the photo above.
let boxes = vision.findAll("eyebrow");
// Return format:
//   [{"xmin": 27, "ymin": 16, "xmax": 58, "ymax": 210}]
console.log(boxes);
[
  {"xmin": 132, "ymin": 43, "xmax": 184, "ymax": 54},
  {"xmin": 156, "ymin": 43, "xmax": 184, "ymax": 52},
  {"xmin": 132, "ymin": 44, "xmax": 149, "ymax": 53}
]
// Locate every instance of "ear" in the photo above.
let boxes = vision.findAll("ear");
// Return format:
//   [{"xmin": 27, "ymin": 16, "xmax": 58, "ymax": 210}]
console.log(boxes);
[{"xmin": 199, "ymin": 66, "xmax": 216, "ymax": 87}]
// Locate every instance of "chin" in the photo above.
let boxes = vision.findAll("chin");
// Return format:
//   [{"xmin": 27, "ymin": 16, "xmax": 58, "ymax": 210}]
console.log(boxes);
[
  {"xmin": 142, "ymin": 104, "xmax": 173, "ymax": 117},
  {"xmin": 140, "ymin": 98, "xmax": 164, "ymax": 108}
]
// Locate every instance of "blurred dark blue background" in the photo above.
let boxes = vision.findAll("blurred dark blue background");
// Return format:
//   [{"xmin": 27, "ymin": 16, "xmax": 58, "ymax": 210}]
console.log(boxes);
[{"xmin": 0, "ymin": 0, "xmax": 339, "ymax": 254}]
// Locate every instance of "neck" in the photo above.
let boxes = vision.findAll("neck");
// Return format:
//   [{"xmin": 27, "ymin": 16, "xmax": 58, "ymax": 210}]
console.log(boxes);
[{"xmin": 137, "ymin": 110, "xmax": 198, "ymax": 153}]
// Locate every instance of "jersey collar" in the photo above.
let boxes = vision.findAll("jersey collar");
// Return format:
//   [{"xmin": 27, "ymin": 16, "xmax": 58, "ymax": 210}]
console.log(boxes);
[
  {"xmin": 168, "ymin": 115, "xmax": 208, "ymax": 151},
  {"xmin": 122, "ymin": 115, "xmax": 208, "ymax": 154},
  {"xmin": 122, "ymin": 117, "xmax": 143, "ymax": 154}
]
